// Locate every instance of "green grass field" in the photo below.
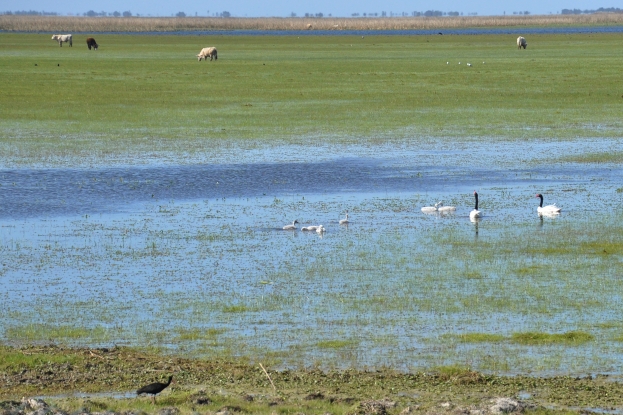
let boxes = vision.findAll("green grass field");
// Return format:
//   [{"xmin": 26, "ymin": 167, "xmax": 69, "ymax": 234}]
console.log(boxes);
[{"xmin": 1, "ymin": 32, "xmax": 622, "ymax": 165}]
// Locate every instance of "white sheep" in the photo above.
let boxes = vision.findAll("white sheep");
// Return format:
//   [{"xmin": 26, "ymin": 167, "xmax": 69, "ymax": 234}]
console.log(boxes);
[
  {"xmin": 517, "ymin": 36, "xmax": 527, "ymax": 49},
  {"xmin": 197, "ymin": 47, "xmax": 218, "ymax": 61}
]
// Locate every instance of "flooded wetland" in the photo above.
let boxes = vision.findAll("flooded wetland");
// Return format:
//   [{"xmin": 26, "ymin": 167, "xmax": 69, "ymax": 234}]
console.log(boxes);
[
  {"xmin": 2, "ymin": 138, "xmax": 622, "ymax": 376},
  {"xmin": 1, "ymin": 28, "xmax": 623, "ymax": 413}
]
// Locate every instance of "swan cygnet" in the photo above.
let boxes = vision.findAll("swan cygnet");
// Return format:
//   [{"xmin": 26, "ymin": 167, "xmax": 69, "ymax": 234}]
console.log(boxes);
[
  {"xmin": 536, "ymin": 193, "xmax": 561, "ymax": 214},
  {"xmin": 437, "ymin": 202, "xmax": 456, "ymax": 213},
  {"xmin": 283, "ymin": 220, "xmax": 299, "ymax": 230},
  {"xmin": 339, "ymin": 212, "xmax": 349, "ymax": 225},
  {"xmin": 421, "ymin": 202, "xmax": 441, "ymax": 213},
  {"xmin": 469, "ymin": 191, "xmax": 482, "ymax": 219}
]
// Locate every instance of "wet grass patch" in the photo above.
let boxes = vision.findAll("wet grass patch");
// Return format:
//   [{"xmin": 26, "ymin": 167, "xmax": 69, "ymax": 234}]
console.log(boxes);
[
  {"xmin": 316, "ymin": 340, "xmax": 357, "ymax": 349},
  {"xmin": 559, "ymin": 152, "xmax": 623, "ymax": 164},
  {"xmin": 451, "ymin": 331, "xmax": 593, "ymax": 346},
  {"xmin": 173, "ymin": 328, "xmax": 226, "ymax": 341},
  {"xmin": 510, "ymin": 331, "xmax": 594, "ymax": 346},
  {"xmin": 455, "ymin": 333, "xmax": 506, "ymax": 343},
  {"xmin": 4, "ymin": 324, "xmax": 112, "ymax": 343}
]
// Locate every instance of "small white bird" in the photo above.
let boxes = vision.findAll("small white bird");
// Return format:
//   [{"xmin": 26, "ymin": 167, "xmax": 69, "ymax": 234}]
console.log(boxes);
[
  {"xmin": 458, "ymin": 62, "xmax": 461, "ymax": 64},
  {"xmin": 316, "ymin": 225, "xmax": 326, "ymax": 233},
  {"xmin": 339, "ymin": 212, "xmax": 349, "ymax": 225},
  {"xmin": 467, "ymin": 63, "xmax": 472, "ymax": 67},
  {"xmin": 447, "ymin": 61, "xmax": 449, "ymax": 64},
  {"xmin": 469, "ymin": 191, "xmax": 482, "ymax": 219},
  {"xmin": 421, "ymin": 202, "xmax": 440, "ymax": 213},
  {"xmin": 283, "ymin": 220, "xmax": 299, "ymax": 230},
  {"xmin": 535, "ymin": 193, "xmax": 561, "ymax": 215},
  {"xmin": 483, "ymin": 61, "xmax": 485, "ymax": 64}
]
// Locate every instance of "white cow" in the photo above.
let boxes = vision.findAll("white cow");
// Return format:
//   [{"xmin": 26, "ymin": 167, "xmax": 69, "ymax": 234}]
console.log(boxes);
[
  {"xmin": 51, "ymin": 34, "xmax": 73, "ymax": 47},
  {"xmin": 517, "ymin": 36, "xmax": 527, "ymax": 49},
  {"xmin": 197, "ymin": 47, "xmax": 218, "ymax": 61}
]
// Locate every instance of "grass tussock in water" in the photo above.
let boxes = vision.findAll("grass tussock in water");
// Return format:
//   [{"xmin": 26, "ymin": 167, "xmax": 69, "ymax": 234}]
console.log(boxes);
[
  {"xmin": 454, "ymin": 331, "xmax": 594, "ymax": 345},
  {"xmin": 511, "ymin": 331, "xmax": 594, "ymax": 345}
]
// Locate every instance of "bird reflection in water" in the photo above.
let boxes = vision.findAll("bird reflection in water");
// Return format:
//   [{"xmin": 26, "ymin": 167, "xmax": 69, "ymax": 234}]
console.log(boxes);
[{"xmin": 470, "ymin": 216, "xmax": 481, "ymax": 238}]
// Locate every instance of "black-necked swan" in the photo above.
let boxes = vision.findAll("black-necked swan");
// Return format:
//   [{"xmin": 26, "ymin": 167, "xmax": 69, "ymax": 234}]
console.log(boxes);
[
  {"xmin": 339, "ymin": 212, "xmax": 349, "ymax": 225},
  {"xmin": 283, "ymin": 220, "xmax": 299, "ymax": 230},
  {"xmin": 421, "ymin": 202, "xmax": 441, "ymax": 213},
  {"xmin": 437, "ymin": 202, "xmax": 456, "ymax": 212},
  {"xmin": 536, "ymin": 193, "xmax": 561, "ymax": 214},
  {"xmin": 470, "ymin": 191, "xmax": 482, "ymax": 219}
]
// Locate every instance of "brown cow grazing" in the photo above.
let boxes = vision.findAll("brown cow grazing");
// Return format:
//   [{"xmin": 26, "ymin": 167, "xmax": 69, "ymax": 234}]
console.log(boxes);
[{"xmin": 86, "ymin": 37, "xmax": 98, "ymax": 50}]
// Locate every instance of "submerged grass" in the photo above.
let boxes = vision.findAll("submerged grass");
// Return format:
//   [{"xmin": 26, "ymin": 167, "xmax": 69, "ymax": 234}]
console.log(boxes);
[{"xmin": 1, "ymin": 32, "xmax": 623, "ymax": 166}]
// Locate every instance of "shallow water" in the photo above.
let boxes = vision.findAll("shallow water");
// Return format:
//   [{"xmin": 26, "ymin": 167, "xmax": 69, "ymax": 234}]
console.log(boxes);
[{"xmin": 1, "ymin": 138, "xmax": 623, "ymax": 375}]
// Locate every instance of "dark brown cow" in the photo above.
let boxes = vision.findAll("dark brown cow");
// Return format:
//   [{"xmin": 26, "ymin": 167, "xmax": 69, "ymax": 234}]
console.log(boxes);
[{"xmin": 86, "ymin": 37, "xmax": 99, "ymax": 50}]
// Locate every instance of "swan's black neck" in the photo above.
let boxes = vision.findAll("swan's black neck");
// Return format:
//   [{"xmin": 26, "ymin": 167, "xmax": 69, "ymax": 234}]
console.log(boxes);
[
  {"xmin": 537, "ymin": 194, "xmax": 543, "ymax": 208},
  {"xmin": 474, "ymin": 192, "xmax": 479, "ymax": 210}
]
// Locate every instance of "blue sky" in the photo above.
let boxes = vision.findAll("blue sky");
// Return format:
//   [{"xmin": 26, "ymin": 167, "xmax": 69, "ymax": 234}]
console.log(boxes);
[{"xmin": 4, "ymin": 0, "xmax": 611, "ymax": 17}]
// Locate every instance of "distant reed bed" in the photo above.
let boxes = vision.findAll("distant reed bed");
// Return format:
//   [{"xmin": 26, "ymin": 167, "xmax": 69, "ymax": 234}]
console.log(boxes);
[{"xmin": 2, "ymin": 13, "xmax": 623, "ymax": 32}]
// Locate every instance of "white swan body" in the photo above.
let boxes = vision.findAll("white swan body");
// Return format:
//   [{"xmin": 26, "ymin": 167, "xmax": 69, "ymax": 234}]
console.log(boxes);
[
  {"xmin": 283, "ymin": 220, "xmax": 299, "ymax": 230},
  {"xmin": 316, "ymin": 225, "xmax": 326, "ymax": 233},
  {"xmin": 470, "ymin": 191, "xmax": 482, "ymax": 219},
  {"xmin": 421, "ymin": 202, "xmax": 441, "ymax": 213},
  {"xmin": 536, "ymin": 193, "xmax": 561, "ymax": 214},
  {"xmin": 339, "ymin": 212, "xmax": 349, "ymax": 225},
  {"xmin": 301, "ymin": 225, "xmax": 319, "ymax": 231},
  {"xmin": 437, "ymin": 202, "xmax": 456, "ymax": 212}
]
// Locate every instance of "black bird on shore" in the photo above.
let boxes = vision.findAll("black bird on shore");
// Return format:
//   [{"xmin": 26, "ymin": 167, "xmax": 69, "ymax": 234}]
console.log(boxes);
[{"xmin": 136, "ymin": 375, "xmax": 173, "ymax": 403}]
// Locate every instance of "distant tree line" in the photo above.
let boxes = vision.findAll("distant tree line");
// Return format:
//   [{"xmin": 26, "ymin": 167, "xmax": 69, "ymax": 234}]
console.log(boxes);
[
  {"xmin": 84, "ymin": 10, "xmax": 133, "ymax": 16},
  {"xmin": 348, "ymin": 10, "xmax": 466, "ymax": 17},
  {"xmin": 2, "ymin": 10, "xmax": 57, "ymax": 15},
  {"xmin": 174, "ymin": 11, "xmax": 230, "ymax": 17},
  {"xmin": 561, "ymin": 7, "xmax": 622, "ymax": 14}
]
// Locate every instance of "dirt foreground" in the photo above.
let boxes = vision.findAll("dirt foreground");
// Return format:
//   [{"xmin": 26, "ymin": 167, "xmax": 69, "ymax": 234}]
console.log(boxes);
[{"xmin": 1, "ymin": 345, "xmax": 622, "ymax": 414}]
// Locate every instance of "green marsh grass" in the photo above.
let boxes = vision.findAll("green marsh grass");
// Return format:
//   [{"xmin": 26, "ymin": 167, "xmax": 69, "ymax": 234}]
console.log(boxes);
[{"xmin": 1, "ymin": 33, "xmax": 623, "ymax": 166}]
